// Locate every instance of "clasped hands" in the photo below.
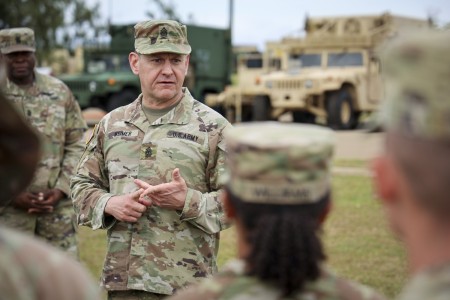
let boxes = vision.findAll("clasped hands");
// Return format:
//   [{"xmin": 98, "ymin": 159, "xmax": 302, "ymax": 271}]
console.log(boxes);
[
  {"xmin": 13, "ymin": 189, "xmax": 65, "ymax": 214},
  {"xmin": 105, "ymin": 168, "xmax": 188, "ymax": 222}
]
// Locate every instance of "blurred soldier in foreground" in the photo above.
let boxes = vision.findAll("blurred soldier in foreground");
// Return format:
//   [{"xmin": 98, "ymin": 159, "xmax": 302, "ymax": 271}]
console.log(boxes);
[
  {"xmin": 371, "ymin": 30, "xmax": 450, "ymax": 299},
  {"xmin": 0, "ymin": 27, "xmax": 87, "ymax": 258},
  {"xmin": 0, "ymin": 77, "xmax": 99, "ymax": 299},
  {"xmin": 168, "ymin": 122, "xmax": 386, "ymax": 300},
  {"xmin": 71, "ymin": 20, "xmax": 231, "ymax": 299}
]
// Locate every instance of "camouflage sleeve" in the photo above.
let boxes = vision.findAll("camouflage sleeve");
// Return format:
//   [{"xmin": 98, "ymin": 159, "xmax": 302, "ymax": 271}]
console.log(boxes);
[
  {"xmin": 70, "ymin": 121, "xmax": 115, "ymax": 230},
  {"xmin": 55, "ymin": 91, "xmax": 87, "ymax": 196},
  {"xmin": 179, "ymin": 125, "xmax": 231, "ymax": 234}
]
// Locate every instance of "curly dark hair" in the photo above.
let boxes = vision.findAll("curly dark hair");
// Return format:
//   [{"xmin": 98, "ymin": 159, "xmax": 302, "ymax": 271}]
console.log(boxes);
[{"xmin": 227, "ymin": 188, "xmax": 330, "ymax": 297}]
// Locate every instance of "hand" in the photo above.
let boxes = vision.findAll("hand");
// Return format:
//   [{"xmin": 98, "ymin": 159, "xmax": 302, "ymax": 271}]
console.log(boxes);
[
  {"xmin": 134, "ymin": 168, "xmax": 188, "ymax": 211},
  {"xmin": 28, "ymin": 189, "xmax": 65, "ymax": 214},
  {"xmin": 104, "ymin": 189, "xmax": 151, "ymax": 223},
  {"xmin": 12, "ymin": 192, "xmax": 53, "ymax": 214}
]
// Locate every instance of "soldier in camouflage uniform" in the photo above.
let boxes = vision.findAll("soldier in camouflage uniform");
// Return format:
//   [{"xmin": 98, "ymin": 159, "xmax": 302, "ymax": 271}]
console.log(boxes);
[
  {"xmin": 0, "ymin": 66, "xmax": 100, "ymax": 299},
  {"xmin": 168, "ymin": 122, "xmax": 386, "ymax": 300},
  {"xmin": 0, "ymin": 27, "xmax": 87, "ymax": 259},
  {"xmin": 371, "ymin": 30, "xmax": 450, "ymax": 300},
  {"xmin": 70, "ymin": 20, "xmax": 231, "ymax": 299}
]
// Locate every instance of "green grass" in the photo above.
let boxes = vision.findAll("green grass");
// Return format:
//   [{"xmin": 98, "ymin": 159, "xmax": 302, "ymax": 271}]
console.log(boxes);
[
  {"xmin": 78, "ymin": 174, "xmax": 407, "ymax": 299},
  {"xmin": 333, "ymin": 159, "xmax": 370, "ymax": 169}
]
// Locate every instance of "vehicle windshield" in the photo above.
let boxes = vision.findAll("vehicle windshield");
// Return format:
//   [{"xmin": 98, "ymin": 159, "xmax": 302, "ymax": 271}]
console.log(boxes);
[
  {"xmin": 245, "ymin": 58, "xmax": 263, "ymax": 69},
  {"xmin": 327, "ymin": 52, "xmax": 363, "ymax": 67},
  {"xmin": 288, "ymin": 53, "xmax": 322, "ymax": 70},
  {"xmin": 86, "ymin": 54, "xmax": 130, "ymax": 74}
]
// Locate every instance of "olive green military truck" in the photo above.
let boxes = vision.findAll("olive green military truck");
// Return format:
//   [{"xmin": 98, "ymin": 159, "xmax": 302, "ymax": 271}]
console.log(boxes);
[{"xmin": 59, "ymin": 24, "xmax": 231, "ymax": 112}]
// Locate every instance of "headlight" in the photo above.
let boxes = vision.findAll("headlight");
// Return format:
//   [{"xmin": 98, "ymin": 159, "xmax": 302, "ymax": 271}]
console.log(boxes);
[
  {"xmin": 89, "ymin": 81, "xmax": 97, "ymax": 92},
  {"xmin": 265, "ymin": 81, "xmax": 273, "ymax": 89},
  {"xmin": 304, "ymin": 80, "xmax": 313, "ymax": 89}
]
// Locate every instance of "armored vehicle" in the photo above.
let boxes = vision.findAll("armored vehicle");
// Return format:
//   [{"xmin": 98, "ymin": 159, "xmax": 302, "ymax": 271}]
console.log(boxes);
[{"xmin": 261, "ymin": 13, "xmax": 429, "ymax": 129}]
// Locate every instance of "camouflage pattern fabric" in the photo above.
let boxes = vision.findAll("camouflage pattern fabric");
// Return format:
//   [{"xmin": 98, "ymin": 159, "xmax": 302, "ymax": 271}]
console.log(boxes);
[
  {"xmin": 167, "ymin": 259, "xmax": 387, "ymax": 300},
  {"xmin": 0, "ymin": 71, "xmax": 87, "ymax": 258},
  {"xmin": 224, "ymin": 122, "xmax": 334, "ymax": 205},
  {"xmin": 134, "ymin": 20, "xmax": 191, "ymax": 55},
  {"xmin": 0, "ymin": 27, "xmax": 36, "ymax": 54},
  {"xmin": 71, "ymin": 88, "xmax": 231, "ymax": 295},
  {"xmin": 378, "ymin": 29, "xmax": 450, "ymax": 140},
  {"xmin": 397, "ymin": 263, "xmax": 450, "ymax": 300},
  {"xmin": 0, "ymin": 226, "xmax": 100, "ymax": 300},
  {"xmin": 108, "ymin": 290, "xmax": 166, "ymax": 300}
]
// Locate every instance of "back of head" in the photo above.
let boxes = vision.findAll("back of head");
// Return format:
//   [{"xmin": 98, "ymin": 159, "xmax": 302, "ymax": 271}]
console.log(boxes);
[
  {"xmin": 378, "ymin": 30, "xmax": 450, "ymax": 217},
  {"xmin": 134, "ymin": 20, "xmax": 191, "ymax": 55},
  {"xmin": 0, "ymin": 89, "xmax": 40, "ymax": 205},
  {"xmin": 0, "ymin": 27, "xmax": 36, "ymax": 54},
  {"xmin": 224, "ymin": 122, "xmax": 335, "ymax": 296},
  {"xmin": 379, "ymin": 30, "xmax": 450, "ymax": 141}
]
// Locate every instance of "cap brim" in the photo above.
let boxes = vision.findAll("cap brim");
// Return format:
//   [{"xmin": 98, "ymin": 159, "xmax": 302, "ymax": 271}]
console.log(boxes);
[
  {"xmin": 135, "ymin": 38, "xmax": 191, "ymax": 55},
  {"xmin": 1, "ymin": 45, "xmax": 35, "ymax": 54}
]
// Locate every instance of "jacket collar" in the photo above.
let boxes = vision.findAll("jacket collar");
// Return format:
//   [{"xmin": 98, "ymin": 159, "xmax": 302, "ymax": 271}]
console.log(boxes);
[{"xmin": 125, "ymin": 88, "xmax": 194, "ymax": 132}]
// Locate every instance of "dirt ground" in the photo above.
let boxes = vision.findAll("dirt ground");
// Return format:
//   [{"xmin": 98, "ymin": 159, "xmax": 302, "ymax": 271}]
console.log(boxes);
[{"xmin": 333, "ymin": 130, "xmax": 383, "ymax": 160}]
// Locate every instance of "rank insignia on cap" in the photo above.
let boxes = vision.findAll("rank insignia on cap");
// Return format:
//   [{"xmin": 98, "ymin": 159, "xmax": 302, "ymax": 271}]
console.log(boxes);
[{"xmin": 160, "ymin": 27, "xmax": 168, "ymax": 39}]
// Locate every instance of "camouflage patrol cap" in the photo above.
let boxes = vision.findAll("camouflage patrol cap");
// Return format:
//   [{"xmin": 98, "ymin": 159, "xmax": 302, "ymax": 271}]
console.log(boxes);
[
  {"xmin": 377, "ymin": 29, "xmax": 450, "ymax": 140},
  {"xmin": 134, "ymin": 20, "xmax": 191, "ymax": 55},
  {"xmin": 0, "ymin": 27, "xmax": 36, "ymax": 54},
  {"xmin": 225, "ymin": 122, "xmax": 335, "ymax": 205}
]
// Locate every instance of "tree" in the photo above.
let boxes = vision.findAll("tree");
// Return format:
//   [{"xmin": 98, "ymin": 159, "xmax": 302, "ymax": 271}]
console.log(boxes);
[
  {"xmin": 146, "ymin": 0, "xmax": 183, "ymax": 22},
  {"xmin": 0, "ymin": 0, "xmax": 101, "ymax": 61}
]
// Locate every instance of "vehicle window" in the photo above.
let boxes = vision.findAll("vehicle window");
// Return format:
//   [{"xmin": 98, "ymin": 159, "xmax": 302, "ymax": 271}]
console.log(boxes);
[
  {"xmin": 245, "ymin": 58, "xmax": 263, "ymax": 69},
  {"xmin": 327, "ymin": 52, "xmax": 363, "ymax": 67},
  {"xmin": 289, "ymin": 53, "xmax": 322, "ymax": 69}
]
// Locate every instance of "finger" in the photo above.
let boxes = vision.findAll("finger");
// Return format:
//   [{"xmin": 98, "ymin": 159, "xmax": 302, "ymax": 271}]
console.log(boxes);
[
  {"xmin": 131, "ymin": 188, "xmax": 144, "ymax": 200},
  {"xmin": 172, "ymin": 168, "xmax": 182, "ymax": 182},
  {"xmin": 137, "ymin": 197, "xmax": 152, "ymax": 206},
  {"xmin": 134, "ymin": 179, "xmax": 151, "ymax": 189},
  {"xmin": 127, "ymin": 209, "xmax": 143, "ymax": 218}
]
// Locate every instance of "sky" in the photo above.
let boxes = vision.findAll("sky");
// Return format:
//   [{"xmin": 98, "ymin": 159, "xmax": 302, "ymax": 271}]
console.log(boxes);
[{"xmin": 87, "ymin": 0, "xmax": 450, "ymax": 50}]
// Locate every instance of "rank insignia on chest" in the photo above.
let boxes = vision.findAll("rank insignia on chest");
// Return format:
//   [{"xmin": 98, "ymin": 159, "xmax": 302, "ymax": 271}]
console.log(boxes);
[{"xmin": 141, "ymin": 143, "xmax": 157, "ymax": 160}]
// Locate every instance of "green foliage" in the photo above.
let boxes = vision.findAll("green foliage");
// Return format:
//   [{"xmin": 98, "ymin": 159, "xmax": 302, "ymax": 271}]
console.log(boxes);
[
  {"xmin": 0, "ymin": 0, "xmax": 101, "ymax": 61},
  {"xmin": 145, "ymin": 0, "xmax": 182, "ymax": 22}
]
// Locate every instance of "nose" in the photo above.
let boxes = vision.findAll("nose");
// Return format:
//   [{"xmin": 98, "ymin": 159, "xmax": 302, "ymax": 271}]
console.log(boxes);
[{"xmin": 161, "ymin": 60, "xmax": 174, "ymax": 75}]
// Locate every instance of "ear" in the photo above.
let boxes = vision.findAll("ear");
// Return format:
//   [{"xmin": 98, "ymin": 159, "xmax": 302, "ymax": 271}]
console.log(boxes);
[
  {"xmin": 371, "ymin": 155, "xmax": 398, "ymax": 204},
  {"xmin": 222, "ymin": 190, "xmax": 236, "ymax": 220},
  {"xmin": 129, "ymin": 52, "xmax": 139, "ymax": 75}
]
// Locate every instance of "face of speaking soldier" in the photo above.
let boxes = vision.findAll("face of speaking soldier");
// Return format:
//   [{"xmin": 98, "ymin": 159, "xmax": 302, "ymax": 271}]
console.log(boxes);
[
  {"xmin": 129, "ymin": 51, "xmax": 189, "ymax": 109},
  {"xmin": 3, "ymin": 51, "xmax": 36, "ymax": 86}
]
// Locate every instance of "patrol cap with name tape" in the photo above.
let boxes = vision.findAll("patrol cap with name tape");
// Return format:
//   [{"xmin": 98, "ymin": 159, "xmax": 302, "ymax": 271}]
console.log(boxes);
[
  {"xmin": 134, "ymin": 20, "xmax": 191, "ymax": 55},
  {"xmin": 374, "ymin": 29, "xmax": 450, "ymax": 140},
  {"xmin": 0, "ymin": 27, "xmax": 36, "ymax": 54},
  {"xmin": 224, "ymin": 122, "xmax": 335, "ymax": 205}
]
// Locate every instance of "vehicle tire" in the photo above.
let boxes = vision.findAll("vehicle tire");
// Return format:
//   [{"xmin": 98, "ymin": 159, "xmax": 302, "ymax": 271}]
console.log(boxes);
[
  {"xmin": 106, "ymin": 89, "xmax": 139, "ymax": 112},
  {"xmin": 292, "ymin": 111, "xmax": 316, "ymax": 124},
  {"xmin": 252, "ymin": 95, "xmax": 271, "ymax": 121},
  {"xmin": 327, "ymin": 89, "xmax": 359, "ymax": 130}
]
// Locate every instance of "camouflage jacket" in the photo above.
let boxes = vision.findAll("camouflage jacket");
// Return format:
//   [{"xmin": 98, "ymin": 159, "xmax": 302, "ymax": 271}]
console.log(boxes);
[
  {"xmin": 397, "ymin": 263, "xmax": 450, "ymax": 300},
  {"xmin": 71, "ymin": 88, "xmax": 231, "ymax": 294},
  {"xmin": 2, "ymin": 71, "xmax": 86, "ymax": 203},
  {"xmin": 0, "ymin": 226, "xmax": 100, "ymax": 300},
  {"xmin": 168, "ymin": 259, "xmax": 387, "ymax": 300}
]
